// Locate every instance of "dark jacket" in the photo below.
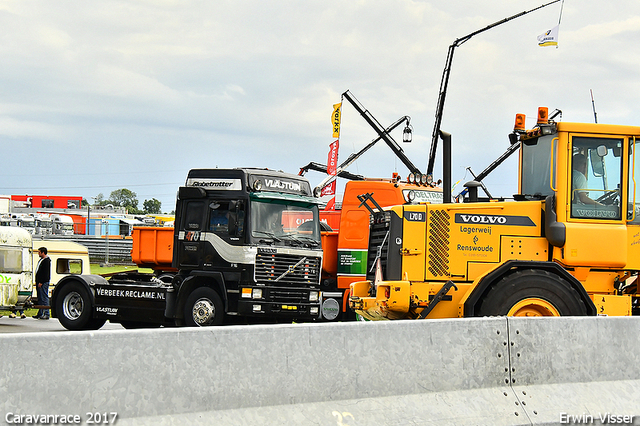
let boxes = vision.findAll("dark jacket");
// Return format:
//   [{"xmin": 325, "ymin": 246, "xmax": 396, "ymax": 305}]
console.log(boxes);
[{"xmin": 35, "ymin": 256, "xmax": 51, "ymax": 284}]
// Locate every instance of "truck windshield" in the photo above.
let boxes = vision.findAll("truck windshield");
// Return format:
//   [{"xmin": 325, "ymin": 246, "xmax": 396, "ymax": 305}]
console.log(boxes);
[
  {"xmin": 250, "ymin": 199, "xmax": 320, "ymax": 247},
  {"xmin": 520, "ymin": 134, "xmax": 557, "ymax": 199}
]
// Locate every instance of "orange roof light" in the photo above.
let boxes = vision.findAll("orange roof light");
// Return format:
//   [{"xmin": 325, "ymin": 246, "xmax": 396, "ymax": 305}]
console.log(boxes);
[
  {"xmin": 514, "ymin": 114, "xmax": 526, "ymax": 131},
  {"xmin": 537, "ymin": 107, "xmax": 549, "ymax": 125}
]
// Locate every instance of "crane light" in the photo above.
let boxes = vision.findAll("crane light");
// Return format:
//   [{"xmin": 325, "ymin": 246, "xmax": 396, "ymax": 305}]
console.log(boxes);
[
  {"xmin": 537, "ymin": 107, "xmax": 549, "ymax": 125},
  {"xmin": 514, "ymin": 114, "xmax": 526, "ymax": 132},
  {"xmin": 402, "ymin": 124, "xmax": 413, "ymax": 143}
]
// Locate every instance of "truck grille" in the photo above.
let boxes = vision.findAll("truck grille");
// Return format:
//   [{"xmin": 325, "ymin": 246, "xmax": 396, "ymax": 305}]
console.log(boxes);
[
  {"xmin": 428, "ymin": 209, "xmax": 450, "ymax": 277},
  {"xmin": 366, "ymin": 212, "xmax": 391, "ymax": 281},
  {"xmin": 268, "ymin": 288, "xmax": 309, "ymax": 303},
  {"xmin": 255, "ymin": 253, "xmax": 321, "ymax": 286}
]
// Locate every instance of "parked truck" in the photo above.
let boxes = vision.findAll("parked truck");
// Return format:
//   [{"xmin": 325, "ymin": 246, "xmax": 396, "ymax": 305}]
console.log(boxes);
[
  {"xmin": 51, "ymin": 168, "xmax": 325, "ymax": 330},
  {"xmin": 350, "ymin": 107, "xmax": 640, "ymax": 319}
]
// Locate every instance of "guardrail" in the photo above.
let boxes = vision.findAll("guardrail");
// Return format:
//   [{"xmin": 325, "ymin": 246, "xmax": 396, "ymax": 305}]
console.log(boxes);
[{"xmin": 1, "ymin": 317, "xmax": 638, "ymax": 425}]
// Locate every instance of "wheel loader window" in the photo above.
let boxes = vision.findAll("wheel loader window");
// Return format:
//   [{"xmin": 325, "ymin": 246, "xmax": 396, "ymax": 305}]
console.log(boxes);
[
  {"xmin": 520, "ymin": 134, "xmax": 556, "ymax": 199},
  {"xmin": 570, "ymin": 137, "xmax": 622, "ymax": 220},
  {"xmin": 628, "ymin": 137, "xmax": 640, "ymax": 224}
]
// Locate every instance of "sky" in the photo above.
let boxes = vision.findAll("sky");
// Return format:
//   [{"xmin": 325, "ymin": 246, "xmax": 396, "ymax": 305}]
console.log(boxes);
[{"xmin": 1, "ymin": 0, "xmax": 639, "ymax": 214}]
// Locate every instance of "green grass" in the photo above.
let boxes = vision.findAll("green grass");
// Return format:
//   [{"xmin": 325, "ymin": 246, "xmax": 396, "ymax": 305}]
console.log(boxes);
[{"xmin": 90, "ymin": 264, "xmax": 153, "ymax": 275}]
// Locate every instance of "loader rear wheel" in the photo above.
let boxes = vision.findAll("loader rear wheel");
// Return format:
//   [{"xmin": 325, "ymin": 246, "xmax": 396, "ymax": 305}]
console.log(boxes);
[{"xmin": 475, "ymin": 269, "xmax": 588, "ymax": 317}]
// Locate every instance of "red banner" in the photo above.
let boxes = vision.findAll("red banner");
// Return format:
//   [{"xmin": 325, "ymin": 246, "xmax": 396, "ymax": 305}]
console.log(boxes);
[{"xmin": 321, "ymin": 139, "xmax": 339, "ymax": 199}]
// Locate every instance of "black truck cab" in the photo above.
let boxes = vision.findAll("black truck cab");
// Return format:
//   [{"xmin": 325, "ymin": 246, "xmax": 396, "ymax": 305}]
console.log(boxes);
[
  {"xmin": 171, "ymin": 168, "xmax": 324, "ymax": 324},
  {"xmin": 51, "ymin": 168, "xmax": 324, "ymax": 329}
]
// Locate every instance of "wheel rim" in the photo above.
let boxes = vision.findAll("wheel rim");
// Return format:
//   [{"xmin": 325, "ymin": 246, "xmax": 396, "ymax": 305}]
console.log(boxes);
[
  {"xmin": 62, "ymin": 291, "xmax": 84, "ymax": 320},
  {"xmin": 191, "ymin": 297, "xmax": 216, "ymax": 326},
  {"xmin": 508, "ymin": 298, "xmax": 560, "ymax": 317}
]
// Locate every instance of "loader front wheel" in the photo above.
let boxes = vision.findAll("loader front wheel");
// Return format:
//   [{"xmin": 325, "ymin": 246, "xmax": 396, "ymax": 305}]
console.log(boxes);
[{"xmin": 475, "ymin": 269, "xmax": 588, "ymax": 317}]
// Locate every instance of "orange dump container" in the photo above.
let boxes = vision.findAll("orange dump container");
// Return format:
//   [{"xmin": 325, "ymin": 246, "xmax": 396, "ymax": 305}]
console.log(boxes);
[{"xmin": 131, "ymin": 227, "xmax": 175, "ymax": 271}]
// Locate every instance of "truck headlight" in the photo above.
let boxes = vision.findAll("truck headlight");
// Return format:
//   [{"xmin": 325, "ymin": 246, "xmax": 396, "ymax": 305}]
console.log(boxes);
[
  {"xmin": 309, "ymin": 291, "xmax": 319, "ymax": 302},
  {"xmin": 310, "ymin": 307, "xmax": 319, "ymax": 315},
  {"xmin": 253, "ymin": 304, "xmax": 262, "ymax": 312},
  {"xmin": 252, "ymin": 288, "xmax": 263, "ymax": 299}
]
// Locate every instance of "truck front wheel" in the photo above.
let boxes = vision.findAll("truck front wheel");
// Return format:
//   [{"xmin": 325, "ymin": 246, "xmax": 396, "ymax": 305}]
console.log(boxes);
[
  {"xmin": 56, "ymin": 282, "xmax": 104, "ymax": 330},
  {"xmin": 475, "ymin": 269, "xmax": 588, "ymax": 317},
  {"xmin": 184, "ymin": 287, "xmax": 224, "ymax": 326}
]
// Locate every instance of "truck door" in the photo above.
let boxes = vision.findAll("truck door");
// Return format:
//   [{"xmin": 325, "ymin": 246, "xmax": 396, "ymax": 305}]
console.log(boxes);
[
  {"xmin": 202, "ymin": 199, "xmax": 246, "ymax": 270},
  {"xmin": 176, "ymin": 199, "xmax": 207, "ymax": 269},
  {"xmin": 626, "ymin": 136, "xmax": 640, "ymax": 270},
  {"xmin": 563, "ymin": 135, "xmax": 626, "ymax": 267}
]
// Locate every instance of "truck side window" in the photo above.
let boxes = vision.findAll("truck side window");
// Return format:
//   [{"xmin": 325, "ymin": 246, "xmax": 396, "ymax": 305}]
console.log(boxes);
[
  {"xmin": 209, "ymin": 202, "xmax": 230, "ymax": 233},
  {"xmin": 208, "ymin": 201, "xmax": 245, "ymax": 238},
  {"xmin": 570, "ymin": 136, "xmax": 622, "ymax": 220}
]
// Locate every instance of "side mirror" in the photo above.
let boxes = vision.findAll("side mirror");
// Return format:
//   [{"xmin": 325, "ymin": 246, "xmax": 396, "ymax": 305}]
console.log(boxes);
[{"xmin": 228, "ymin": 200, "xmax": 238, "ymax": 236}]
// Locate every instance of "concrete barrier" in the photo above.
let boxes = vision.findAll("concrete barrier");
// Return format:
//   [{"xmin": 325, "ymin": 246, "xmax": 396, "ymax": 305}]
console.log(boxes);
[{"xmin": 1, "ymin": 317, "xmax": 639, "ymax": 425}]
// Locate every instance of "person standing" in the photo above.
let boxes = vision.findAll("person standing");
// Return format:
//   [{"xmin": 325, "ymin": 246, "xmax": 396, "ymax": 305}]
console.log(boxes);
[{"xmin": 34, "ymin": 247, "xmax": 51, "ymax": 320}]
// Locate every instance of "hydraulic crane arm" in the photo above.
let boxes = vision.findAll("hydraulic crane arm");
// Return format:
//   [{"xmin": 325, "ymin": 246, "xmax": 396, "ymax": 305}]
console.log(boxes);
[
  {"xmin": 342, "ymin": 90, "xmax": 421, "ymax": 176},
  {"xmin": 309, "ymin": 114, "xmax": 413, "ymax": 194},
  {"xmin": 426, "ymin": 0, "xmax": 561, "ymax": 181}
]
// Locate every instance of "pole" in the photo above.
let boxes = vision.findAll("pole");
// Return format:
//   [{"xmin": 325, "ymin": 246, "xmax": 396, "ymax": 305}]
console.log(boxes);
[{"xmin": 590, "ymin": 89, "xmax": 598, "ymax": 124}]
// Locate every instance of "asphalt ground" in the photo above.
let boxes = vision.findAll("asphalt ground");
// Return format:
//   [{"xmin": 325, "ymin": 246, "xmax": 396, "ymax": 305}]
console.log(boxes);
[{"xmin": 0, "ymin": 315, "xmax": 125, "ymax": 333}]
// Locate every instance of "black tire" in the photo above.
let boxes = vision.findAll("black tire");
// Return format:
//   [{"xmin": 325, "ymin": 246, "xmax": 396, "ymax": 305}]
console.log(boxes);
[
  {"xmin": 183, "ymin": 287, "xmax": 224, "ymax": 327},
  {"xmin": 86, "ymin": 318, "xmax": 107, "ymax": 330},
  {"xmin": 475, "ymin": 269, "xmax": 588, "ymax": 317},
  {"xmin": 120, "ymin": 321, "xmax": 161, "ymax": 329},
  {"xmin": 55, "ymin": 282, "xmax": 95, "ymax": 330}
]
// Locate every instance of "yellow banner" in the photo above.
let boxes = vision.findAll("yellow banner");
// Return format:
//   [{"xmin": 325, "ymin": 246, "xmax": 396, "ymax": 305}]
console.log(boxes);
[{"xmin": 332, "ymin": 103, "xmax": 342, "ymax": 138}]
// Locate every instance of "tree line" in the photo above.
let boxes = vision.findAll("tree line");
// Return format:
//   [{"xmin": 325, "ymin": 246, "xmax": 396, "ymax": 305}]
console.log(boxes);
[{"xmin": 83, "ymin": 188, "xmax": 167, "ymax": 215}]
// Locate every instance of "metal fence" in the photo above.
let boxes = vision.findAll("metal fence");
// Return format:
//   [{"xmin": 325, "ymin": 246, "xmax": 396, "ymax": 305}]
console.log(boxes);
[{"xmin": 38, "ymin": 234, "xmax": 133, "ymax": 264}]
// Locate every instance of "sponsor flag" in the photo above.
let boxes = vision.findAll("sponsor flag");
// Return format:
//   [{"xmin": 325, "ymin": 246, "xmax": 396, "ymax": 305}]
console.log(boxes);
[
  {"xmin": 332, "ymin": 103, "xmax": 342, "ymax": 138},
  {"xmin": 322, "ymin": 102, "xmax": 341, "ymax": 210},
  {"xmin": 321, "ymin": 139, "xmax": 339, "ymax": 198},
  {"xmin": 537, "ymin": 25, "xmax": 559, "ymax": 47}
]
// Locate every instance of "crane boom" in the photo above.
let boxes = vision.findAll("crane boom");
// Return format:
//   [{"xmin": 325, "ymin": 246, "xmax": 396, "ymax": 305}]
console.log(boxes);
[{"xmin": 426, "ymin": 0, "xmax": 560, "ymax": 181}]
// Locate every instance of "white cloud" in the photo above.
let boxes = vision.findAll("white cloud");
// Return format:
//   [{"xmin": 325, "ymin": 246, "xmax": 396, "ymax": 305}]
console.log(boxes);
[{"xmin": 0, "ymin": 0, "xmax": 639, "ymax": 211}]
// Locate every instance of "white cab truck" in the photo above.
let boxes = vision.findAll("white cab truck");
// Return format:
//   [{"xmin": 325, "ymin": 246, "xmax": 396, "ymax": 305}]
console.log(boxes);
[
  {"xmin": 52, "ymin": 214, "xmax": 75, "ymax": 235},
  {"xmin": 0, "ymin": 227, "xmax": 90, "ymax": 312}
]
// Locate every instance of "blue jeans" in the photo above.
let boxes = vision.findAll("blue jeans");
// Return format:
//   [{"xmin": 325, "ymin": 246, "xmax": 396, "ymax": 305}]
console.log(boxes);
[{"xmin": 36, "ymin": 282, "xmax": 50, "ymax": 318}]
